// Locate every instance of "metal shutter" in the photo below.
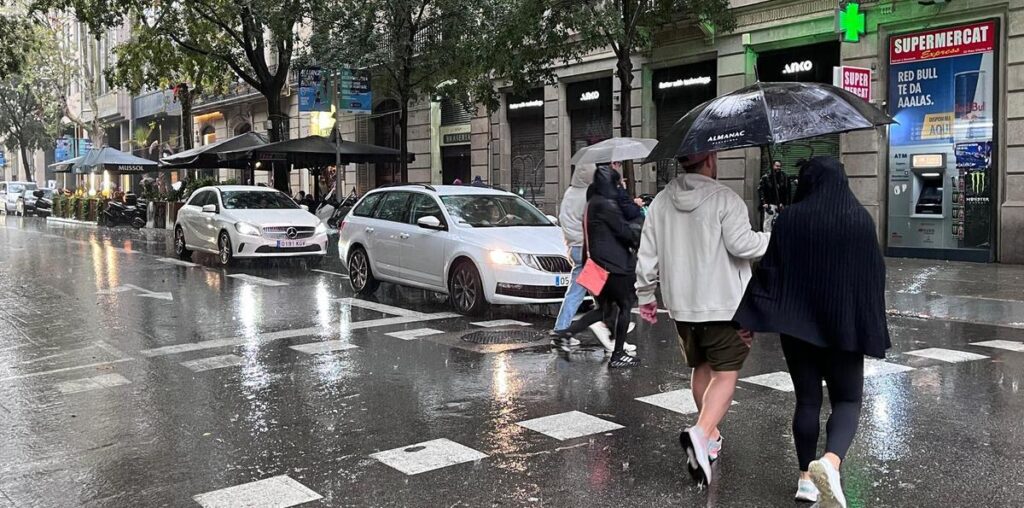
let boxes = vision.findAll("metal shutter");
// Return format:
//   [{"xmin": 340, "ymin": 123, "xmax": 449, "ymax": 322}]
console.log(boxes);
[{"xmin": 510, "ymin": 116, "xmax": 546, "ymax": 206}]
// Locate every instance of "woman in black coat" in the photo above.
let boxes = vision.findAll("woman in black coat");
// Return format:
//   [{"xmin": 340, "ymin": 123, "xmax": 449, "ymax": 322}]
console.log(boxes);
[
  {"xmin": 733, "ymin": 156, "xmax": 889, "ymax": 508},
  {"xmin": 553, "ymin": 166, "xmax": 640, "ymax": 368}
]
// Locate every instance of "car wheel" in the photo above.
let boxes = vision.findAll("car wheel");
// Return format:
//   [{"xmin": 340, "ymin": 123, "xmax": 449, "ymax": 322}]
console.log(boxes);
[
  {"xmin": 174, "ymin": 226, "xmax": 192, "ymax": 260},
  {"xmin": 347, "ymin": 247, "xmax": 379, "ymax": 295},
  {"xmin": 449, "ymin": 261, "xmax": 488, "ymax": 316},
  {"xmin": 131, "ymin": 216, "xmax": 145, "ymax": 229},
  {"xmin": 218, "ymin": 231, "xmax": 234, "ymax": 266}
]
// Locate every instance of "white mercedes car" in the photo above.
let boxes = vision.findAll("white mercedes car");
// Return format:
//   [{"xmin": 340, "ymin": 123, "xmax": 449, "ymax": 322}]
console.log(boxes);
[
  {"xmin": 338, "ymin": 184, "xmax": 572, "ymax": 315},
  {"xmin": 174, "ymin": 185, "xmax": 328, "ymax": 266}
]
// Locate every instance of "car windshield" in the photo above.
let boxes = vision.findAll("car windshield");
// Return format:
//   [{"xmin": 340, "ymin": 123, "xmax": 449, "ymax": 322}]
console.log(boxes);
[
  {"xmin": 440, "ymin": 195, "xmax": 552, "ymax": 227},
  {"xmin": 9, "ymin": 183, "xmax": 36, "ymax": 194},
  {"xmin": 221, "ymin": 190, "xmax": 300, "ymax": 210},
  {"xmin": 42, "ymin": 189, "xmax": 54, "ymax": 198}
]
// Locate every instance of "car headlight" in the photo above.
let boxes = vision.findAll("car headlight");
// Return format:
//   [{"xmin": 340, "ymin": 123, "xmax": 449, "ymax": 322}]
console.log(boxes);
[
  {"xmin": 314, "ymin": 222, "xmax": 327, "ymax": 234},
  {"xmin": 519, "ymin": 254, "xmax": 541, "ymax": 271},
  {"xmin": 235, "ymin": 222, "xmax": 261, "ymax": 236},
  {"xmin": 489, "ymin": 250, "xmax": 520, "ymax": 265}
]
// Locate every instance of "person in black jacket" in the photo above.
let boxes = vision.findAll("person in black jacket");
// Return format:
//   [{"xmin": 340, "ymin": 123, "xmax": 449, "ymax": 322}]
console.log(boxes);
[
  {"xmin": 758, "ymin": 160, "xmax": 792, "ymax": 232},
  {"xmin": 552, "ymin": 166, "xmax": 640, "ymax": 368},
  {"xmin": 734, "ymin": 156, "xmax": 890, "ymax": 507}
]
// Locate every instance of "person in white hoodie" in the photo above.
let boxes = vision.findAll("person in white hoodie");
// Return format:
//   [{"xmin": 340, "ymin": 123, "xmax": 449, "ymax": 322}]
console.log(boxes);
[{"xmin": 635, "ymin": 151, "xmax": 769, "ymax": 487}]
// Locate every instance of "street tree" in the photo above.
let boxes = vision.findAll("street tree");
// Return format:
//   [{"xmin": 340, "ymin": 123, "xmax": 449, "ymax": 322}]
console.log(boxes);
[
  {"xmin": 310, "ymin": 0, "xmax": 495, "ymax": 182},
  {"xmin": 34, "ymin": 0, "xmax": 308, "ymax": 193},
  {"xmin": 0, "ymin": 13, "xmax": 36, "ymax": 79},
  {"xmin": 0, "ymin": 76, "xmax": 61, "ymax": 181},
  {"xmin": 503, "ymin": 0, "xmax": 736, "ymax": 193}
]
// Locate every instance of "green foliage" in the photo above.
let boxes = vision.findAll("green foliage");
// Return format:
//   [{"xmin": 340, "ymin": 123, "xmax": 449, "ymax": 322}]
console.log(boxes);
[
  {"xmin": 0, "ymin": 14, "xmax": 36, "ymax": 79},
  {"xmin": 183, "ymin": 177, "xmax": 219, "ymax": 200}
]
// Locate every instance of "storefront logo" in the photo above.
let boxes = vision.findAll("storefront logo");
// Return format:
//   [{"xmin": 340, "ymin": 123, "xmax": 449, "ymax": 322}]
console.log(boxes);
[
  {"xmin": 658, "ymin": 76, "xmax": 712, "ymax": 89},
  {"xmin": 890, "ymin": 21, "xmax": 995, "ymax": 64},
  {"xmin": 708, "ymin": 130, "xmax": 745, "ymax": 143},
  {"xmin": 580, "ymin": 91, "xmax": 600, "ymax": 101},
  {"xmin": 782, "ymin": 61, "xmax": 813, "ymax": 74},
  {"xmin": 970, "ymin": 171, "xmax": 987, "ymax": 194},
  {"xmin": 509, "ymin": 100, "xmax": 543, "ymax": 110}
]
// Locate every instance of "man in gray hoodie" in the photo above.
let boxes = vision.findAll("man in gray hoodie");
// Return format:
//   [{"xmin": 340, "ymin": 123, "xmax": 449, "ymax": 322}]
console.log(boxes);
[{"xmin": 636, "ymin": 151, "xmax": 769, "ymax": 487}]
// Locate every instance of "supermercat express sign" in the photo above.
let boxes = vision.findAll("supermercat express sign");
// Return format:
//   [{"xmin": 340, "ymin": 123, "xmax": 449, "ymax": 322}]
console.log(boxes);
[{"xmin": 890, "ymin": 22, "xmax": 995, "ymax": 64}]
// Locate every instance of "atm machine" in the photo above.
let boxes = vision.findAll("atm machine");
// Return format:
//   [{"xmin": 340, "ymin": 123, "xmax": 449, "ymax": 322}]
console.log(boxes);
[{"xmin": 887, "ymin": 148, "xmax": 956, "ymax": 250}]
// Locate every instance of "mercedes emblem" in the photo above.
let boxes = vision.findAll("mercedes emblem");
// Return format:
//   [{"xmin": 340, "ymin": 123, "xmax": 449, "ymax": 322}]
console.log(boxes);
[{"xmin": 286, "ymin": 227, "xmax": 298, "ymax": 239}]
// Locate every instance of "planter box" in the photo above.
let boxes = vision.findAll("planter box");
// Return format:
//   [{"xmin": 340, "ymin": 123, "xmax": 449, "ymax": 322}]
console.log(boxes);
[
  {"xmin": 164, "ymin": 202, "xmax": 184, "ymax": 229},
  {"xmin": 149, "ymin": 202, "xmax": 168, "ymax": 229}
]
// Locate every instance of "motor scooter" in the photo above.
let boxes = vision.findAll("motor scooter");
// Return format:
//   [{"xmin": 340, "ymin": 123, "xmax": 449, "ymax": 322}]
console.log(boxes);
[{"xmin": 104, "ymin": 193, "xmax": 146, "ymax": 229}]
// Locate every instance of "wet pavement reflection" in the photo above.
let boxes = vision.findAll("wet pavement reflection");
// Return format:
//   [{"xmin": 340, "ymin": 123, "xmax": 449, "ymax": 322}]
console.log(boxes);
[{"xmin": 1, "ymin": 216, "xmax": 1023, "ymax": 507}]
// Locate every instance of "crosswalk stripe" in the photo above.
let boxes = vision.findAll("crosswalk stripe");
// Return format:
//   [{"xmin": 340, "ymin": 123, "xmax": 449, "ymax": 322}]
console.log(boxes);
[
  {"xmin": 905, "ymin": 347, "xmax": 988, "ymax": 363},
  {"xmin": 226, "ymin": 273, "xmax": 288, "ymax": 287},
  {"xmin": 970, "ymin": 340, "xmax": 1024, "ymax": 352}
]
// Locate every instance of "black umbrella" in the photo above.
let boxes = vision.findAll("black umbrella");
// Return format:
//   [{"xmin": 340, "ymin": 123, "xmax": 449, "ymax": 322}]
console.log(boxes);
[
  {"xmin": 645, "ymin": 82, "xmax": 894, "ymax": 162},
  {"xmin": 51, "ymin": 147, "xmax": 159, "ymax": 175},
  {"xmin": 159, "ymin": 131, "xmax": 269, "ymax": 169},
  {"xmin": 217, "ymin": 134, "xmax": 412, "ymax": 169}
]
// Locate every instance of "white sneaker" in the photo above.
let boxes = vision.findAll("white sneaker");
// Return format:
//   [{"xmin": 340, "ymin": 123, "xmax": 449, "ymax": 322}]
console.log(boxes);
[
  {"xmin": 794, "ymin": 479, "xmax": 819, "ymax": 502},
  {"xmin": 588, "ymin": 322, "xmax": 637, "ymax": 353},
  {"xmin": 809, "ymin": 459, "xmax": 846, "ymax": 508},
  {"xmin": 681, "ymin": 427, "xmax": 712, "ymax": 486},
  {"xmin": 627, "ymin": 321, "xmax": 636, "ymax": 334}
]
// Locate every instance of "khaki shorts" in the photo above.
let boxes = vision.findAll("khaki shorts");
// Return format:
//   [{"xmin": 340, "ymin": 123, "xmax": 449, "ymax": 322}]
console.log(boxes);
[{"xmin": 676, "ymin": 321, "xmax": 750, "ymax": 372}]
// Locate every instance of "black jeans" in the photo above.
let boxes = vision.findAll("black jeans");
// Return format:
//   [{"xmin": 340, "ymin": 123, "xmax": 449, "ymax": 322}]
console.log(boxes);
[
  {"xmin": 563, "ymin": 273, "xmax": 636, "ymax": 353},
  {"xmin": 781, "ymin": 335, "xmax": 864, "ymax": 471}
]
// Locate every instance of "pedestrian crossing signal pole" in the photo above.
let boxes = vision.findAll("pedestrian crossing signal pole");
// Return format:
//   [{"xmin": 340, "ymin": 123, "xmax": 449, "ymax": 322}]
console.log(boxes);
[{"xmin": 333, "ymin": 69, "xmax": 344, "ymax": 203}]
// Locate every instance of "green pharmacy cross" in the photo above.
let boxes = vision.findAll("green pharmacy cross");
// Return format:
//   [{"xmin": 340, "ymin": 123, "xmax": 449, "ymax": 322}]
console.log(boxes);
[{"xmin": 837, "ymin": 2, "xmax": 866, "ymax": 43}]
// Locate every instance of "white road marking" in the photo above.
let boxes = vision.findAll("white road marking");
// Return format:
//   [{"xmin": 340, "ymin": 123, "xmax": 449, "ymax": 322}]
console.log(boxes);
[
  {"xmin": 289, "ymin": 341, "xmax": 359, "ymax": 355},
  {"xmin": 970, "ymin": 340, "xmax": 1024, "ymax": 352},
  {"xmin": 338, "ymin": 298, "xmax": 420, "ymax": 317},
  {"xmin": 471, "ymin": 319, "xmax": 531, "ymax": 328},
  {"xmin": 226, "ymin": 273, "xmax": 289, "ymax": 287},
  {"xmin": 193, "ymin": 475, "xmax": 322, "ymax": 508},
  {"xmin": 180, "ymin": 354, "xmax": 245, "ymax": 372},
  {"xmin": 312, "ymin": 268, "xmax": 348, "ymax": 278},
  {"xmin": 517, "ymin": 411, "xmax": 624, "ymax": 441},
  {"xmin": 55, "ymin": 373, "xmax": 131, "ymax": 394},
  {"xmin": 96, "ymin": 284, "xmax": 173, "ymax": 301},
  {"xmin": 386, "ymin": 328, "xmax": 444, "ymax": 341},
  {"xmin": 156, "ymin": 257, "xmax": 199, "ymax": 268},
  {"xmin": 740, "ymin": 371, "xmax": 795, "ymax": 392},
  {"xmin": 140, "ymin": 313, "xmax": 460, "ymax": 357},
  {"xmin": 864, "ymin": 359, "xmax": 916, "ymax": 377},
  {"xmin": 370, "ymin": 438, "xmax": 487, "ymax": 476},
  {"xmin": 905, "ymin": 347, "xmax": 988, "ymax": 363},
  {"xmin": 0, "ymin": 359, "xmax": 134, "ymax": 383},
  {"xmin": 636, "ymin": 389, "xmax": 736, "ymax": 415}
]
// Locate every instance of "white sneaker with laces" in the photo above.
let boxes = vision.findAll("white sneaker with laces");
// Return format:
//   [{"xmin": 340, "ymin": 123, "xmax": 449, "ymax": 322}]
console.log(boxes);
[
  {"xmin": 795, "ymin": 479, "xmax": 819, "ymax": 502},
  {"xmin": 589, "ymin": 322, "xmax": 637, "ymax": 353},
  {"xmin": 809, "ymin": 459, "xmax": 846, "ymax": 508}
]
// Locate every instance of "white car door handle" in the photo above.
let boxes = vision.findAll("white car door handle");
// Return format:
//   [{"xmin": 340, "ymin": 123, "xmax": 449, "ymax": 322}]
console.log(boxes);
[
  {"xmin": 365, "ymin": 227, "xmax": 375, "ymax": 234},
  {"xmin": 399, "ymin": 233, "xmax": 410, "ymax": 239}
]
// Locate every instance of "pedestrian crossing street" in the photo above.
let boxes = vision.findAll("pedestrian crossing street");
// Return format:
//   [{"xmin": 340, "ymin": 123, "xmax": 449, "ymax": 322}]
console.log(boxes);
[{"xmin": 175, "ymin": 336, "xmax": 1023, "ymax": 506}]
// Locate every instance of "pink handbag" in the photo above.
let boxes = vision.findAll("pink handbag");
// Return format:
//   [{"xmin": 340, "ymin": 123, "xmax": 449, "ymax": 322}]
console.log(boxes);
[{"xmin": 576, "ymin": 209, "xmax": 608, "ymax": 295}]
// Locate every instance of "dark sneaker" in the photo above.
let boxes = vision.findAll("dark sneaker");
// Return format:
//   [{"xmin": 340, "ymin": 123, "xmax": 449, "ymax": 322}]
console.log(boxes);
[
  {"xmin": 548, "ymin": 330, "xmax": 580, "ymax": 348},
  {"xmin": 680, "ymin": 427, "xmax": 712, "ymax": 486},
  {"xmin": 608, "ymin": 351, "xmax": 640, "ymax": 368}
]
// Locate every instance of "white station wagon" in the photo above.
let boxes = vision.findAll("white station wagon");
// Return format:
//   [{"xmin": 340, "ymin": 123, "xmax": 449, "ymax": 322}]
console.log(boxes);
[{"xmin": 338, "ymin": 184, "xmax": 572, "ymax": 315}]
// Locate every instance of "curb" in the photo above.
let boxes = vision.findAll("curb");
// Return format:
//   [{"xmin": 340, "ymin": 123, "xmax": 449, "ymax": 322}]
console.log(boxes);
[{"xmin": 45, "ymin": 217, "xmax": 99, "ymax": 228}]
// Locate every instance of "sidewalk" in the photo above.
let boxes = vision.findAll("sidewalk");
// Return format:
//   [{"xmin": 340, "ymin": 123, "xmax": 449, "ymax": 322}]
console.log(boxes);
[{"xmin": 886, "ymin": 257, "xmax": 1024, "ymax": 328}]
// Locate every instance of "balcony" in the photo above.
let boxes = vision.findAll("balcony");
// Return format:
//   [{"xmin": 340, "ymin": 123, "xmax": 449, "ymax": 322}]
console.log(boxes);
[
  {"xmin": 133, "ymin": 89, "xmax": 182, "ymax": 120},
  {"xmin": 96, "ymin": 90, "xmax": 131, "ymax": 121}
]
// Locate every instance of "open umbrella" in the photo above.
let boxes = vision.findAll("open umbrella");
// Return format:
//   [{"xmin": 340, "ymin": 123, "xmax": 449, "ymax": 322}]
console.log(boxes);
[
  {"xmin": 645, "ymin": 82, "xmax": 894, "ymax": 162},
  {"xmin": 69, "ymin": 147, "xmax": 159, "ymax": 174},
  {"xmin": 160, "ymin": 131, "xmax": 268, "ymax": 169},
  {"xmin": 49, "ymin": 155, "xmax": 83, "ymax": 173},
  {"xmin": 218, "ymin": 134, "xmax": 412, "ymax": 168},
  {"xmin": 570, "ymin": 137, "xmax": 659, "ymax": 165}
]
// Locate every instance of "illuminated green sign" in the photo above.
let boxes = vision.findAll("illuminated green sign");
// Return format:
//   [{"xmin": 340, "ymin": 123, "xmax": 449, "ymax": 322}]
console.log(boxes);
[{"xmin": 838, "ymin": 2, "xmax": 866, "ymax": 43}]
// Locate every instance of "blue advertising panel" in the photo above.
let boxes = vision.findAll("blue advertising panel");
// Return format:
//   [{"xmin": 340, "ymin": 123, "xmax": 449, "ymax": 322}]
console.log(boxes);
[
  {"xmin": 298, "ymin": 67, "xmax": 331, "ymax": 112},
  {"xmin": 76, "ymin": 138, "xmax": 93, "ymax": 156},
  {"xmin": 55, "ymin": 136, "xmax": 72, "ymax": 162},
  {"xmin": 339, "ymin": 68, "xmax": 371, "ymax": 114}
]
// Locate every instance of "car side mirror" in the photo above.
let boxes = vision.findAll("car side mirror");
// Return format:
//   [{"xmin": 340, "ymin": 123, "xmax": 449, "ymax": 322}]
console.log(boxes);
[
  {"xmin": 300, "ymin": 204, "xmax": 309, "ymax": 211},
  {"xmin": 33, "ymin": 190, "xmax": 45, "ymax": 198},
  {"xmin": 546, "ymin": 214, "xmax": 558, "ymax": 225},
  {"xmin": 201, "ymin": 204, "xmax": 217, "ymax": 214},
  {"xmin": 417, "ymin": 215, "xmax": 444, "ymax": 230}
]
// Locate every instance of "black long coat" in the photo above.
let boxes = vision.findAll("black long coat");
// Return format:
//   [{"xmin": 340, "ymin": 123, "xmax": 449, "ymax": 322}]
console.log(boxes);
[{"xmin": 733, "ymin": 157, "xmax": 890, "ymax": 358}]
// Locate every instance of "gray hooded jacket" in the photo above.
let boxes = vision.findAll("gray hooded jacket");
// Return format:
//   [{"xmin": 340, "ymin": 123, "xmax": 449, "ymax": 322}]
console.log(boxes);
[{"xmin": 558, "ymin": 164, "xmax": 596, "ymax": 247}]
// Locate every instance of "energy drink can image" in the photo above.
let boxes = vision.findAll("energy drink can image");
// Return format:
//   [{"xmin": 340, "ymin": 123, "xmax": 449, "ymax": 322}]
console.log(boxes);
[{"xmin": 954, "ymin": 70, "xmax": 992, "ymax": 142}]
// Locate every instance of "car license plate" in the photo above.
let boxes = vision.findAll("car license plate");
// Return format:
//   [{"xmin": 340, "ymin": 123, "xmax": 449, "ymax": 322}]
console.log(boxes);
[
  {"xmin": 276, "ymin": 240, "xmax": 307, "ymax": 248},
  {"xmin": 554, "ymin": 275, "xmax": 570, "ymax": 287}
]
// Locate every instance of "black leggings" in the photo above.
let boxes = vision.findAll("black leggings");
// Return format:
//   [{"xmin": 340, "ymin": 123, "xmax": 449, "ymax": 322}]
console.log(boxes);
[
  {"xmin": 565, "ymin": 273, "xmax": 635, "ymax": 352},
  {"xmin": 781, "ymin": 335, "xmax": 864, "ymax": 472}
]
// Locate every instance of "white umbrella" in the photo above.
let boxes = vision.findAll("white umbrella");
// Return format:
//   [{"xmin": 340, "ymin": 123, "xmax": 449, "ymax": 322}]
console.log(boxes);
[{"xmin": 570, "ymin": 137, "xmax": 659, "ymax": 165}]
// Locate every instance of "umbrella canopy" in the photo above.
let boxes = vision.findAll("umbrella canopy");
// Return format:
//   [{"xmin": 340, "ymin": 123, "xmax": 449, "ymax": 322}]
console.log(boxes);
[
  {"xmin": 160, "ymin": 131, "xmax": 269, "ymax": 169},
  {"xmin": 49, "ymin": 155, "xmax": 83, "ymax": 173},
  {"xmin": 645, "ymin": 82, "xmax": 894, "ymax": 162},
  {"xmin": 218, "ymin": 134, "xmax": 412, "ymax": 169},
  {"xmin": 570, "ymin": 137, "xmax": 659, "ymax": 165},
  {"xmin": 50, "ymin": 147, "xmax": 160, "ymax": 175}
]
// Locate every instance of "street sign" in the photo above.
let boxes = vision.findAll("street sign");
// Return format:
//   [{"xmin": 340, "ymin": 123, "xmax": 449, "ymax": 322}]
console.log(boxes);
[
  {"xmin": 0, "ymin": 149, "xmax": 5, "ymax": 167},
  {"xmin": 833, "ymin": 65, "xmax": 872, "ymax": 100},
  {"xmin": 298, "ymin": 67, "xmax": 331, "ymax": 112},
  {"xmin": 77, "ymin": 138, "xmax": 93, "ymax": 157},
  {"xmin": 339, "ymin": 68, "xmax": 372, "ymax": 114},
  {"xmin": 55, "ymin": 136, "xmax": 72, "ymax": 162}
]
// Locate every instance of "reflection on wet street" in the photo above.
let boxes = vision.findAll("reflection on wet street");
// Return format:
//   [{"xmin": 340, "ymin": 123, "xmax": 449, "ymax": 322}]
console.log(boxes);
[{"xmin": 1, "ymin": 216, "xmax": 1023, "ymax": 507}]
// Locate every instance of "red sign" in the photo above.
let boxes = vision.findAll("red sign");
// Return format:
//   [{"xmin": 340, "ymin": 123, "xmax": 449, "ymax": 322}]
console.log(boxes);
[
  {"xmin": 833, "ymin": 66, "xmax": 871, "ymax": 101},
  {"xmin": 890, "ymin": 21, "xmax": 996, "ymax": 64}
]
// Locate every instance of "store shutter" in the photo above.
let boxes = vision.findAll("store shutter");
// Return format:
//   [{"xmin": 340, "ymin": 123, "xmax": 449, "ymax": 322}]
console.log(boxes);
[{"xmin": 510, "ymin": 116, "xmax": 546, "ymax": 206}]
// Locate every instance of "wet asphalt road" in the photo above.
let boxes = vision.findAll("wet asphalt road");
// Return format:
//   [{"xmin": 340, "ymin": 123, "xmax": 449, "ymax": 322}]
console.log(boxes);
[{"xmin": 1, "ymin": 216, "xmax": 1023, "ymax": 508}]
